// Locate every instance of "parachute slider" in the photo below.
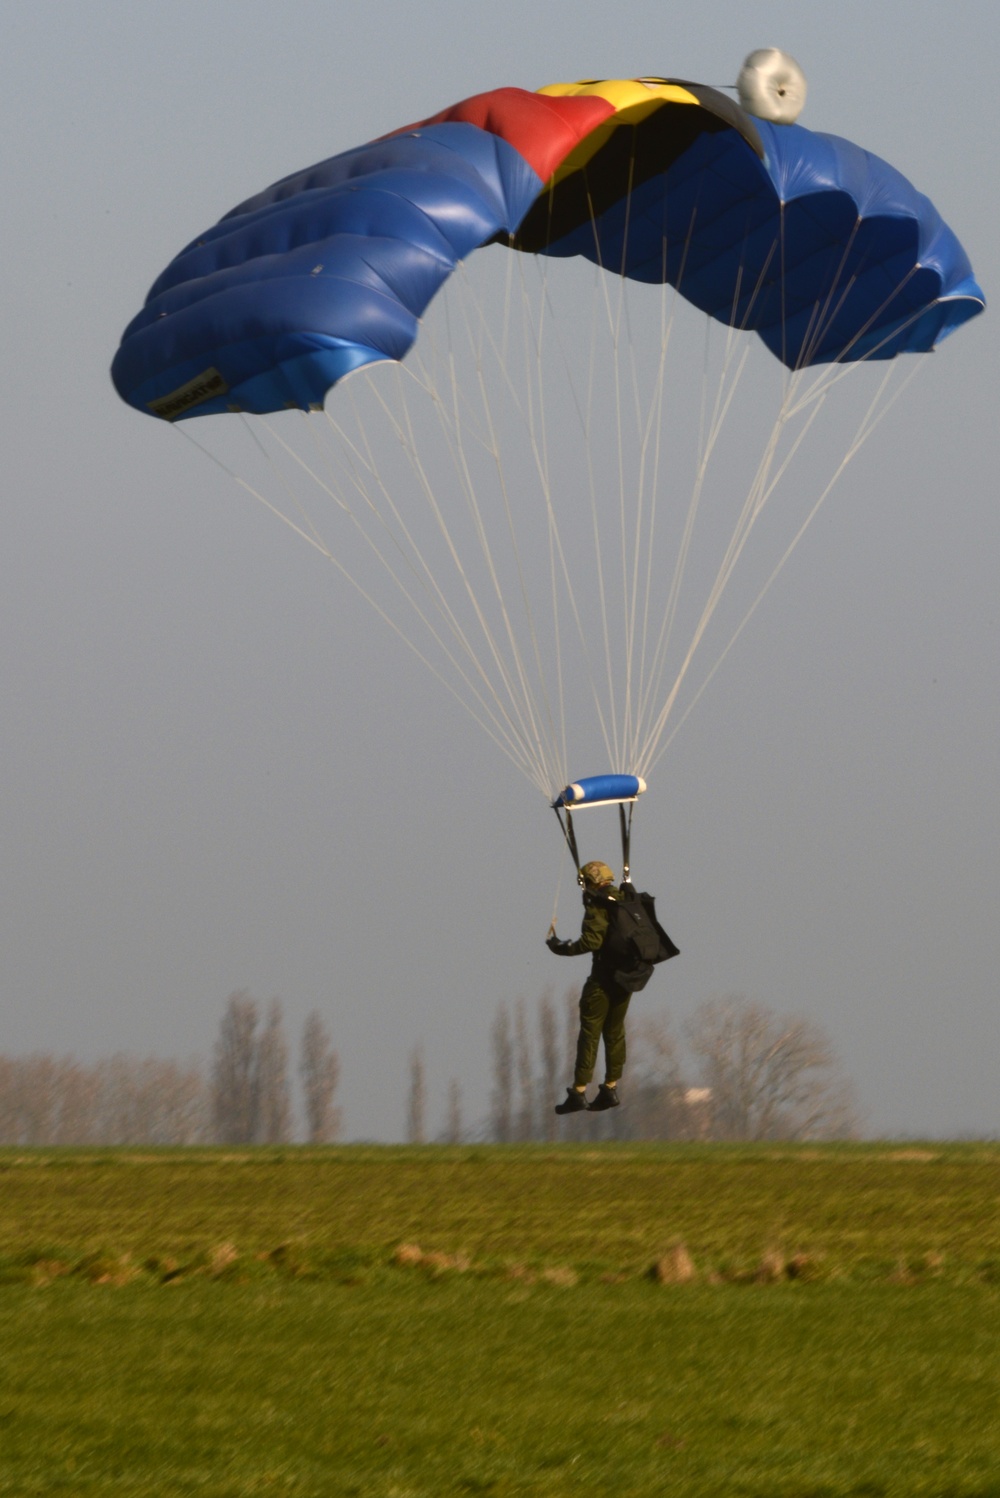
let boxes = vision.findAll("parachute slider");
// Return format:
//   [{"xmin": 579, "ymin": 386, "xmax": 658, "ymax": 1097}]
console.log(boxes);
[{"xmin": 553, "ymin": 774, "xmax": 646, "ymax": 810}]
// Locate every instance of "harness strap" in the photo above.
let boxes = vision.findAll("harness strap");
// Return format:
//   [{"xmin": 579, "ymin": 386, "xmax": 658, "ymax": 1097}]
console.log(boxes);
[{"xmin": 619, "ymin": 801, "xmax": 633, "ymax": 884}]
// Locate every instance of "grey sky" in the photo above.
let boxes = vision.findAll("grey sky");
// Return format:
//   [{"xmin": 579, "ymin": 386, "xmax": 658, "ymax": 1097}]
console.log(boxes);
[{"xmin": 1, "ymin": 0, "xmax": 997, "ymax": 1140}]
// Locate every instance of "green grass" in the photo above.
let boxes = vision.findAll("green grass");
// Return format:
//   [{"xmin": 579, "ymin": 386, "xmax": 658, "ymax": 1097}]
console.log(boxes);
[
  {"xmin": 2, "ymin": 1278, "xmax": 999, "ymax": 1496},
  {"xmin": 1, "ymin": 1145, "xmax": 999, "ymax": 1495},
  {"xmin": 1, "ymin": 1142, "xmax": 999, "ymax": 1283}
]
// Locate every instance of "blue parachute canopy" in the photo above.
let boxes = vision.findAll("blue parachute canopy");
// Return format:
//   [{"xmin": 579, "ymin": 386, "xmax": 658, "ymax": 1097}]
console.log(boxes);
[
  {"xmin": 554, "ymin": 775, "xmax": 648, "ymax": 809},
  {"xmin": 111, "ymin": 78, "xmax": 983, "ymax": 421}
]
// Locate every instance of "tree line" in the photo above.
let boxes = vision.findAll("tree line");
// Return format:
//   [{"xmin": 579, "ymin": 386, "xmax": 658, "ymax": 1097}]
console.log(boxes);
[
  {"xmin": 0, "ymin": 993, "xmax": 340, "ymax": 1146},
  {"xmin": 0, "ymin": 988, "xmax": 858, "ymax": 1145},
  {"xmin": 405, "ymin": 990, "xmax": 859, "ymax": 1143}
]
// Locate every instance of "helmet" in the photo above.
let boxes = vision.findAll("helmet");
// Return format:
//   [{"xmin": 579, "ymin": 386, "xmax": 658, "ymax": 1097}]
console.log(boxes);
[{"xmin": 581, "ymin": 860, "xmax": 615, "ymax": 888}]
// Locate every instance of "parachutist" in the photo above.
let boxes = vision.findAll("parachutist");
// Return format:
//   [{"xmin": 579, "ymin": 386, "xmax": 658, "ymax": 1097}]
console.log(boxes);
[
  {"xmin": 547, "ymin": 868, "xmax": 631, "ymax": 1114},
  {"xmin": 548, "ymin": 860, "xmax": 678, "ymax": 1115}
]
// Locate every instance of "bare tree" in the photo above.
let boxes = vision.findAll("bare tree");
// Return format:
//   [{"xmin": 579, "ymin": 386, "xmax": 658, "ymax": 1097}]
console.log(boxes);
[
  {"xmin": 537, "ymin": 987, "xmax": 560, "ymax": 1141},
  {"xmin": 53, "ymin": 1059, "xmax": 102, "ymax": 1143},
  {"xmin": 139, "ymin": 1057, "xmax": 208, "ymax": 1143},
  {"xmin": 300, "ymin": 1011, "xmax": 341, "ymax": 1143},
  {"xmin": 513, "ymin": 997, "xmax": 534, "ymax": 1141},
  {"xmin": 406, "ymin": 1045, "xmax": 426, "ymax": 1144},
  {"xmin": 685, "ymin": 995, "xmax": 860, "ymax": 1141},
  {"xmin": 95, "ymin": 1054, "xmax": 138, "ymax": 1143},
  {"xmin": 563, "ymin": 983, "xmax": 579, "ymax": 1080},
  {"xmin": 490, "ymin": 1002, "xmax": 513, "ymax": 1142},
  {"xmin": 211, "ymin": 991, "xmax": 260, "ymax": 1143},
  {"xmin": 0, "ymin": 1052, "xmax": 208, "ymax": 1145},
  {"xmin": 0, "ymin": 1054, "xmax": 62, "ymax": 1145},
  {"xmin": 255, "ymin": 1000, "xmax": 292, "ymax": 1144},
  {"xmin": 92, "ymin": 1054, "xmax": 208, "ymax": 1144},
  {"xmin": 623, "ymin": 1016, "xmax": 693, "ymax": 1140},
  {"xmin": 444, "ymin": 1077, "xmax": 463, "ymax": 1144}
]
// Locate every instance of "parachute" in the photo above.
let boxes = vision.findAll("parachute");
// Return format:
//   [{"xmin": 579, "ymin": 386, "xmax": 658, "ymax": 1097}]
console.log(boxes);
[
  {"xmin": 111, "ymin": 67, "xmax": 983, "ymax": 860},
  {"xmin": 113, "ymin": 76, "xmax": 982, "ymax": 416}
]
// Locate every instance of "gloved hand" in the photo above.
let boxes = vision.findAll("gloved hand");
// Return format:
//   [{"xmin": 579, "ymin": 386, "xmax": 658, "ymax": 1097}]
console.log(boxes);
[{"xmin": 546, "ymin": 933, "xmax": 572, "ymax": 954}]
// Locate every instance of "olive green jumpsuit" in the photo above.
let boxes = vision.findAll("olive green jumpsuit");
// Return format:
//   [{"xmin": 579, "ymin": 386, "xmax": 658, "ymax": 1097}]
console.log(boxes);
[{"xmin": 549, "ymin": 888, "xmax": 631, "ymax": 1087}]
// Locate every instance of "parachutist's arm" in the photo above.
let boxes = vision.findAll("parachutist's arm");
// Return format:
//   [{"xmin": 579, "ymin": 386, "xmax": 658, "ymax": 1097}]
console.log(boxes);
[
  {"xmin": 546, "ymin": 922, "xmax": 572, "ymax": 954},
  {"xmin": 546, "ymin": 901, "xmax": 609, "ymax": 956}
]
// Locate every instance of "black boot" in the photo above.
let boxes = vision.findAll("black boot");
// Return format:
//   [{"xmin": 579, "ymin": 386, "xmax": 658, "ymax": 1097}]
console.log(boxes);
[
  {"xmin": 588, "ymin": 1083, "xmax": 621, "ymax": 1112},
  {"xmin": 554, "ymin": 1087, "xmax": 589, "ymax": 1115}
]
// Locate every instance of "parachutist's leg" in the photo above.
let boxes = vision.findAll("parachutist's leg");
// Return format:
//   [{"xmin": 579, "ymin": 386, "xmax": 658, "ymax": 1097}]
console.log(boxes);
[
  {"xmin": 574, "ymin": 979, "xmax": 610, "ymax": 1088},
  {"xmin": 586, "ymin": 989, "xmax": 630, "ymax": 1113},
  {"xmin": 601, "ymin": 988, "xmax": 631, "ymax": 1084}
]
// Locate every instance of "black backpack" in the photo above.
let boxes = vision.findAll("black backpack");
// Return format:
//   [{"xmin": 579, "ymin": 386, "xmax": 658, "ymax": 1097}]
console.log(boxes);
[{"xmin": 588, "ymin": 883, "xmax": 680, "ymax": 993}]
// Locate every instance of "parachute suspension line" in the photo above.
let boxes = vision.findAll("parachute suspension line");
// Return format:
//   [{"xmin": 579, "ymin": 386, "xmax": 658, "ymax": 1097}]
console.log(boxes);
[
  {"xmin": 500, "ymin": 229, "xmax": 516, "ymax": 371},
  {"xmin": 238, "ymin": 413, "xmax": 337, "ymax": 556},
  {"xmin": 562, "ymin": 200, "xmax": 616, "ymax": 772},
  {"xmin": 319, "ymin": 374, "xmax": 553, "ymax": 792},
  {"xmin": 643, "ymin": 236, "xmax": 935, "ymax": 771},
  {"xmin": 632, "ymin": 206, "xmax": 738, "ymax": 753},
  {"xmin": 398, "ymin": 258, "xmax": 584, "ymax": 794},
  {"xmin": 421, "ymin": 258, "xmax": 563, "ymax": 791},
  {"xmin": 644, "ymin": 241, "xmax": 937, "ymax": 771},
  {"xmin": 436, "ymin": 253, "xmax": 621, "ymax": 784},
  {"xmin": 552, "ymin": 804, "xmax": 584, "ymax": 884},
  {"xmin": 633, "ymin": 297, "xmax": 754, "ymax": 747},
  {"xmin": 779, "ymin": 201, "xmax": 789, "ymax": 375},
  {"xmin": 614, "ymin": 146, "xmax": 644, "ymax": 769},
  {"xmin": 271, "ymin": 403, "xmax": 556, "ymax": 784},
  {"xmin": 389, "ymin": 354, "xmax": 557, "ymax": 795},
  {"xmin": 632, "ymin": 232, "xmax": 816, "ymax": 773},
  {"xmin": 649, "ymin": 356, "xmax": 924, "ymax": 771},
  {"xmin": 582, "ymin": 258, "xmax": 625, "ymax": 769},
  {"xmin": 455, "ymin": 271, "xmax": 566, "ymax": 792},
  {"xmin": 513, "ymin": 241, "xmax": 576, "ymax": 789},
  {"xmin": 610, "ymin": 165, "xmax": 649, "ymax": 773},
  {"xmin": 593, "ymin": 227, "xmax": 630, "ymax": 769},
  {"xmin": 366, "ymin": 350, "xmax": 554, "ymax": 791},
  {"xmin": 632, "ymin": 199, "xmax": 716, "ymax": 739},
  {"xmin": 787, "ymin": 306, "xmax": 930, "ymax": 431},
  {"xmin": 296, "ymin": 409, "xmax": 547, "ymax": 776},
  {"xmin": 632, "ymin": 231, "xmax": 691, "ymax": 770},
  {"xmin": 527, "ymin": 256, "xmax": 622, "ymax": 777},
  {"xmin": 789, "ymin": 264, "xmax": 926, "ymax": 412},
  {"xmin": 490, "ymin": 252, "xmax": 620, "ymax": 779},
  {"xmin": 520, "ymin": 251, "xmax": 571, "ymax": 785},
  {"xmin": 310, "ymin": 390, "xmax": 550, "ymax": 786},
  {"xmin": 632, "ymin": 212, "xmax": 748, "ymax": 740},
  {"xmin": 542, "ymin": 264, "xmax": 571, "ymax": 787},
  {"xmin": 638, "ymin": 253, "xmax": 934, "ymax": 777},
  {"xmin": 622, "ymin": 265, "xmax": 664, "ymax": 776},
  {"xmin": 796, "ymin": 223, "xmax": 862, "ymax": 374},
  {"xmin": 174, "ymin": 422, "xmax": 337, "ymax": 559},
  {"xmin": 172, "ymin": 421, "xmax": 541, "ymax": 783},
  {"xmin": 502, "ymin": 230, "xmax": 624, "ymax": 781},
  {"xmin": 633, "ymin": 366, "xmax": 808, "ymax": 775}
]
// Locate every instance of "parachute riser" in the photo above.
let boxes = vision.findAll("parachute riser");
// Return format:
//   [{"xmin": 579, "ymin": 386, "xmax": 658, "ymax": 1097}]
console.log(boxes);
[
  {"xmin": 552, "ymin": 800, "xmax": 634, "ymax": 886},
  {"xmin": 619, "ymin": 800, "xmax": 633, "ymax": 885}
]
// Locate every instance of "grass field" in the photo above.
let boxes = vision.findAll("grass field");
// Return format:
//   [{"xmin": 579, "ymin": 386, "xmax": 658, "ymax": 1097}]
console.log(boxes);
[{"xmin": 1, "ymin": 1144, "xmax": 999, "ymax": 1496}]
